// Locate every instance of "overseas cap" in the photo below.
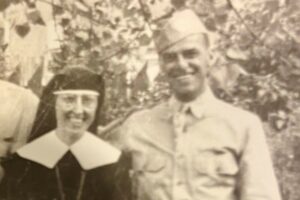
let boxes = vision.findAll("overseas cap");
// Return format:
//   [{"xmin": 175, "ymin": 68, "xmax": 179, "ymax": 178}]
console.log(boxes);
[{"xmin": 153, "ymin": 9, "xmax": 210, "ymax": 53}]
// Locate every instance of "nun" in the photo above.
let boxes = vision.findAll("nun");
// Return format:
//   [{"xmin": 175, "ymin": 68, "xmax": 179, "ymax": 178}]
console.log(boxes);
[{"xmin": 0, "ymin": 67, "xmax": 131, "ymax": 200}]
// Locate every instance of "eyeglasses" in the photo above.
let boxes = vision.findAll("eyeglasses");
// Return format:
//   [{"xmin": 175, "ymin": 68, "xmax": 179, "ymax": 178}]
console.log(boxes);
[{"xmin": 54, "ymin": 90, "xmax": 99, "ymax": 109}]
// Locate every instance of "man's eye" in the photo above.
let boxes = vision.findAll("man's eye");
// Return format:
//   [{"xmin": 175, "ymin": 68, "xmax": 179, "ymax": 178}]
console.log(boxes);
[
  {"xmin": 162, "ymin": 53, "xmax": 177, "ymax": 62},
  {"xmin": 183, "ymin": 49, "xmax": 199, "ymax": 58}
]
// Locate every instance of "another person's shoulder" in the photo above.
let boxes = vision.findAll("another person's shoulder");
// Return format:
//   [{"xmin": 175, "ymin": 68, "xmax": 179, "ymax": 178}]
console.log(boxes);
[
  {"xmin": 0, "ymin": 80, "xmax": 38, "ymax": 103},
  {"xmin": 0, "ymin": 80, "xmax": 26, "ymax": 93}
]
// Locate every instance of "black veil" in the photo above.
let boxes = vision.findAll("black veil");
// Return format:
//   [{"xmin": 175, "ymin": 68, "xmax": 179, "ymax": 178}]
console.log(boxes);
[{"xmin": 29, "ymin": 67, "xmax": 105, "ymax": 141}]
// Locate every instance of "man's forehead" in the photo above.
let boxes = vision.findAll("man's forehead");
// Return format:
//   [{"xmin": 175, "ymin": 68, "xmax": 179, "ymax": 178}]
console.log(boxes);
[{"xmin": 160, "ymin": 34, "xmax": 208, "ymax": 54}]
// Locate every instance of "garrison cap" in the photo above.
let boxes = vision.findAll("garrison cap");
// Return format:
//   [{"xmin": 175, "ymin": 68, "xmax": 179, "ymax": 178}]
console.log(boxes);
[{"xmin": 153, "ymin": 9, "xmax": 211, "ymax": 53}]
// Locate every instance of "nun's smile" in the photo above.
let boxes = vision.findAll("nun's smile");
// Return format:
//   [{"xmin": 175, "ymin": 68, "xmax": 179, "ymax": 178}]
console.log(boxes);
[{"xmin": 54, "ymin": 90, "xmax": 99, "ymax": 135}]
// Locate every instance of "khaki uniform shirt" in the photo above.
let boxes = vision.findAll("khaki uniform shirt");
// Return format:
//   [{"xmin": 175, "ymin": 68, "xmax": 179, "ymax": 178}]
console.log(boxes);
[
  {"xmin": 122, "ymin": 88, "xmax": 281, "ymax": 200},
  {"xmin": 0, "ymin": 80, "xmax": 39, "ymax": 157}
]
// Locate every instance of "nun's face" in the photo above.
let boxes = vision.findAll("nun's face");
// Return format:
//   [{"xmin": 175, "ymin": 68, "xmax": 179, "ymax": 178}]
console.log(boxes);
[{"xmin": 55, "ymin": 90, "xmax": 98, "ymax": 136}]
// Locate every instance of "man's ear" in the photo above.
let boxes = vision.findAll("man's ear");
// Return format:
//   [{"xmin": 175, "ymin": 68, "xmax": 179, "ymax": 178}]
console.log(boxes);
[
  {"xmin": 207, "ymin": 51, "xmax": 212, "ymax": 68},
  {"xmin": 208, "ymin": 50, "xmax": 218, "ymax": 68}
]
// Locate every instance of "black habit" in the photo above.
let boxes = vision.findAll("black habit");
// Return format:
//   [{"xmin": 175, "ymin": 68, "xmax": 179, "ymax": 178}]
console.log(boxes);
[{"xmin": 0, "ymin": 132, "xmax": 131, "ymax": 200}]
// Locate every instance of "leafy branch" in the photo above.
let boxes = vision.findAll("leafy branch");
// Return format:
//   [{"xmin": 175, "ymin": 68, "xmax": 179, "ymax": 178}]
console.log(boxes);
[{"xmin": 227, "ymin": 0, "xmax": 293, "ymax": 68}]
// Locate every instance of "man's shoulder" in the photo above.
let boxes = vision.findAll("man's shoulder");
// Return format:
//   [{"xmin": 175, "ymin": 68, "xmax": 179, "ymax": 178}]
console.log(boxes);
[
  {"xmin": 125, "ymin": 102, "xmax": 168, "ymax": 124},
  {"xmin": 129, "ymin": 102, "xmax": 167, "ymax": 118},
  {"xmin": 212, "ymin": 98, "xmax": 261, "ymax": 126}
]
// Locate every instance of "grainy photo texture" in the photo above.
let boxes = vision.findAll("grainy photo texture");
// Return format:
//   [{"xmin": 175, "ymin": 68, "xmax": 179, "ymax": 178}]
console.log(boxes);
[{"xmin": 0, "ymin": 0, "xmax": 299, "ymax": 199}]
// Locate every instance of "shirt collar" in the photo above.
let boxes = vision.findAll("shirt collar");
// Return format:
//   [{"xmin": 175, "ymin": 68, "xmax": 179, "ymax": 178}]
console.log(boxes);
[
  {"xmin": 17, "ymin": 131, "xmax": 121, "ymax": 170},
  {"xmin": 166, "ymin": 86, "xmax": 217, "ymax": 119}
]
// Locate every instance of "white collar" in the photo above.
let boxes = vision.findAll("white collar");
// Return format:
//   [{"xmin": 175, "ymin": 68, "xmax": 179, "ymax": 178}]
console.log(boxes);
[{"xmin": 17, "ymin": 131, "xmax": 121, "ymax": 170}]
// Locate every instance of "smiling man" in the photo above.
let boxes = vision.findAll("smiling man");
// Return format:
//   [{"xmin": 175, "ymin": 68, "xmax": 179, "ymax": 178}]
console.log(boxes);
[
  {"xmin": 121, "ymin": 9, "xmax": 281, "ymax": 200},
  {"xmin": 159, "ymin": 33, "xmax": 209, "ymax": 103}
]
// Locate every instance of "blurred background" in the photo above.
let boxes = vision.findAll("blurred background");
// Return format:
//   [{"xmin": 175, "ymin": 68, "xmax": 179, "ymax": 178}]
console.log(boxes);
[{"xmin": 0, "ymin": 0, "xmax": 299, "ymax": 199}]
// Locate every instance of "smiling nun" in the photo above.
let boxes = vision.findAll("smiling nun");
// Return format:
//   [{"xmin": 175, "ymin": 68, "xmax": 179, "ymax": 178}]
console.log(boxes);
[{"xmin": 0, "ymin": 67, "xmax": 131, "ymax": 200}]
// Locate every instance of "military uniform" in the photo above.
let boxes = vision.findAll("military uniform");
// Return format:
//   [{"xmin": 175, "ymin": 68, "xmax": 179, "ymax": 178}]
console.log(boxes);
[{"xmin": 122, "ymin": 88, "xmax": 281, "ymax": 200}]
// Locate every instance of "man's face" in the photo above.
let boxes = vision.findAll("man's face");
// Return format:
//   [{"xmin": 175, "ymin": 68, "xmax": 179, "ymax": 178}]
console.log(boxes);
[
  {"xmin": 159, "ymin": 34, "xmax": 210, "ymax": 102},
  {"xmin": 55, "ymin": 91, "xmax": 98, "ymax": 136}
]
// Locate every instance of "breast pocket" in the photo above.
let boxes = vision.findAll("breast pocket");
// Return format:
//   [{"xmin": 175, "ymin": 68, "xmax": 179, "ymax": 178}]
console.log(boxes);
[
  {"xmin": 131, "ymin": 152, "xmax": 167, "ymax": 199},
  {"xmin": 144, "ymin": 154, "xmax": 167, "ymax": 173},
  {"xmin": 132, "ymin": 152, "xmax": 167, "ymax": 173},
  {"xmin": 216, "ymin": 151, "xmax": 238, "ymax": 176},
  {"xmin": 194, "ymin": 151, "xmax": 216, "ymax": 174},
  {"xmin": 194, "ymin": 149, "xmax": 238, "ymax": 177}
]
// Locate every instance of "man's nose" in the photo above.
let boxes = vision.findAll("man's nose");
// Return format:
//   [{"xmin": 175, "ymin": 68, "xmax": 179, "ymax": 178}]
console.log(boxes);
[
  {"xmin": 176, "ymin": 54, "xmax": 188, "ymax": 69},
  {"xmin": 73, "ymin": 97, "xmax": 84, "ymax": 114}
]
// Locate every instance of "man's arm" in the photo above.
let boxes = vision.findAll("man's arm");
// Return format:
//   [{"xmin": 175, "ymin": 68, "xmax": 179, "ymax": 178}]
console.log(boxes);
[{"xmin": 238, "ymin": 116, "xmax": 281, "ymax": 200}]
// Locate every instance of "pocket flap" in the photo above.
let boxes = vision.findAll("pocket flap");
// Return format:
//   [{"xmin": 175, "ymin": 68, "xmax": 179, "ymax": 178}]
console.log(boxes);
[
  {"xmin": 216, "ymin": 153, "xmax": 238, "ymax": 175},
  {"xmin": 144, "ymin": 154, "xmax": 166, "ymax": 172}
]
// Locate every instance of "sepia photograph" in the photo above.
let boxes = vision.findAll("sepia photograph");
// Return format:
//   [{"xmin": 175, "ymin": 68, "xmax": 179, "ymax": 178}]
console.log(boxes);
[{"xmin": 0, "ymin": 0, "xmax": 299, "ymax": 199}]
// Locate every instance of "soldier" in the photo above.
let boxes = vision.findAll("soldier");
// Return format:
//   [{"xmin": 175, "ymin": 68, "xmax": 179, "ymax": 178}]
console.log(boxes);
[{"xmin": 121, "ymin": 9, "xmax": 281, "ymax": 200}]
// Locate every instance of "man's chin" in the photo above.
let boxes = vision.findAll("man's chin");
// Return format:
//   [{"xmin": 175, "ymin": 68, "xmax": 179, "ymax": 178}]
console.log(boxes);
[{"xmin": 173, "ymin": 87, "xmax": 204, "ymax": 102}]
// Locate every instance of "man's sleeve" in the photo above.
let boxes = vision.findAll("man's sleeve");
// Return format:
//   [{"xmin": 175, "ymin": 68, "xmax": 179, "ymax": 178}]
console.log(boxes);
[
  {"xmin": 118, "ymin": 117, "xmax": 135, "ymax": 152},
  {"xmin": 238, "ymin": 115, "xmax": 281, "ymax": 200},
  {"xmin": 10, "ymin": 90, "xmax": 39, "ymax": 153}
]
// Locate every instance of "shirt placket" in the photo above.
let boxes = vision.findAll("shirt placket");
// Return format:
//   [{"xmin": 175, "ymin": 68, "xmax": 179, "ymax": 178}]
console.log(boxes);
[{"xmin": 172, "ymin": 110, "xmax": 191, "ymax": 200}]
